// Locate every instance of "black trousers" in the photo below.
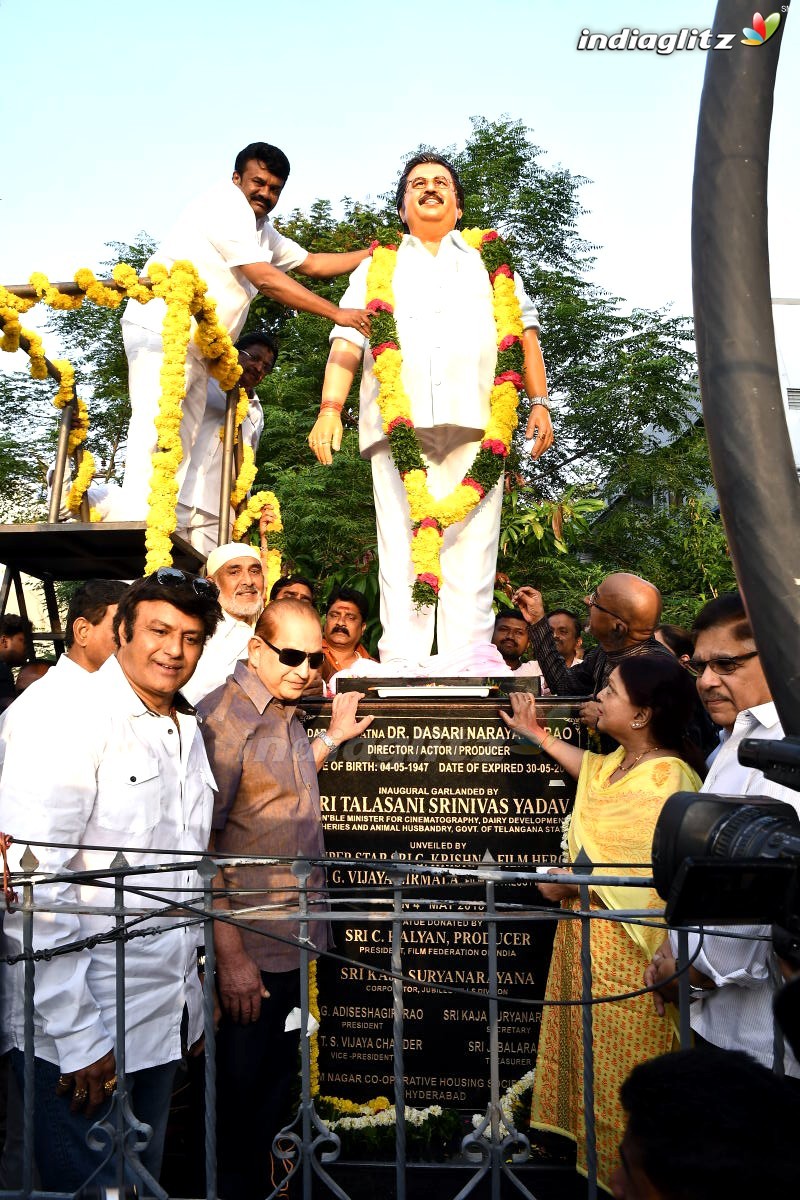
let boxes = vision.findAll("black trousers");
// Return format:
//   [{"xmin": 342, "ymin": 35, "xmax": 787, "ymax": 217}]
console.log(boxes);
[{"xmin": 216, "ymin": 968, "xmax": 301, "ymax": 1200}]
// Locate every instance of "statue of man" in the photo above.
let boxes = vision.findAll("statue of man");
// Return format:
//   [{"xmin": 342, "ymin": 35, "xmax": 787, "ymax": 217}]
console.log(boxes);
[{"xmin": 308, "ymin": 153, "xmax": 553, "ymax": 665}]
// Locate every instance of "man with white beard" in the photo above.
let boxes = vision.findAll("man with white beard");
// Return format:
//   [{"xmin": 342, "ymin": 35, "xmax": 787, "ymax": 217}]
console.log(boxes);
[{"xmin": 181, "ymin": 543, "xmax": 266, "ymax": 706}]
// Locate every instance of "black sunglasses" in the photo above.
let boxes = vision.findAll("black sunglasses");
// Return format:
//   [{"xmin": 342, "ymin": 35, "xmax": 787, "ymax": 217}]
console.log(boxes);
[
  {"xmin": 262, "ymin": 638, "xmax": 324, "ymax": 670},
  {"xmin": 154, "ymin": 566, "xmax": 219, "ymax": 601},
  {"xmin": 686, "ymin": 650, "xmax": 759, "ymax": 677}
]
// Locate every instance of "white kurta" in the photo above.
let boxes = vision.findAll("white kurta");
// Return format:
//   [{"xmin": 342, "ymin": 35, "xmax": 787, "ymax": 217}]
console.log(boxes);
[
  {"xmin": 175, "ymin": 379, "xmax": 264, "ymax": 556},
  {"xmin": 180, "ymin": 610, "xmax": 255, "ymax": 707},
  {"xmin": 668, "ymin": 701, "xmax": 800, "ymax": 1076},
  {"xmin": 0, "ymin": 656, "xmax": 216, "ymax": 1073},
  {"xmin": 110, "ymin": 180, "xmax": 306, "ymax": 520},
  {"xmin": 330, "ymin": 232, "xmax": 540, "ymax": 664}
]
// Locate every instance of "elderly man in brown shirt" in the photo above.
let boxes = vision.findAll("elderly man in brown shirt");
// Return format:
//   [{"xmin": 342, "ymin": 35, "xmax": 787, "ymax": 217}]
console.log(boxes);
[{"xmin": 198, "ymin": 597, "xmax": 371, "ymax": 1200}]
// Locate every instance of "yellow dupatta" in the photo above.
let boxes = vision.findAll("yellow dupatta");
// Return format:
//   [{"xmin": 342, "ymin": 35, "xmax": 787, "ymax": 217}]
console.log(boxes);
[{"xmin": 568, "ymin": 748, "xmax": 702, "ymax": 961}]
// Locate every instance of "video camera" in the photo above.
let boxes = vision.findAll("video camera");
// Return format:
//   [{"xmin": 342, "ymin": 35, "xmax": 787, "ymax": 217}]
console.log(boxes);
[
  {"xmin": 651, "ymin": 735, "xmax": 800, "ymax": 1055},
  {"xmin": 652, "ymin": 735, "xmax": 800, "ymax": 942}
]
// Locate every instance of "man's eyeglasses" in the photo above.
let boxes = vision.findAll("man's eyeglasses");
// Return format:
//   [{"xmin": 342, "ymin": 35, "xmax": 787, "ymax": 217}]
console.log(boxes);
[
  {"xmin": 686, "ymin": 650, "xmax": 759, "ymax": 677},
  {"xmin": 155, "ymin": 567, "xmax": 219, "ymax": 601},
  {"xmin": 585, "ymin": 590, "xmax": 627, "ymax": 625},
  {"xmin": 261, "ymin": 638, "xmax": 324, "ymax": 670},
  {"xmin": 405, "ymin": 175, "xmax": 454, "ymax": 192},
  {"xmin": 239, "ymin": 349, "xmax": 274, "ymax": 373}
]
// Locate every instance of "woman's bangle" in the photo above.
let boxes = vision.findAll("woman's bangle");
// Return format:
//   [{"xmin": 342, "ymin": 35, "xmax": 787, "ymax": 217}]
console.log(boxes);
[
  {"xmin": 320, "ymin": 400, "xmax": 344, "ymax": 413},
  {"xmin": 538, "ymin": 732, "xmax": 555, "ymax": 752}
]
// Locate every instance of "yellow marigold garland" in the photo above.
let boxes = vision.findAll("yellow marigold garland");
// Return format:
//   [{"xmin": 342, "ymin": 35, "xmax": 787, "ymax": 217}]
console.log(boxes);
[
  {"xmin": 365, "ymin": 229, "xmax": 526, "ymax": 606},
  {"xmin": 66, "ymin": 451, "xmax": 96, "ymax": 515},
  {"xmin": 230, "ymin": 443, "xmax": 258, "ymax": 509},
  {"xmin": 231, "ymin": 492, "xmax": 282, "ymax": 593},
  {"xmin": 1, "ymin": 264, "xmax": 244, "ymax": 566},
  {"xmin": 308, "ymin": 960, "xmax": 320, "ymax": 1096}
]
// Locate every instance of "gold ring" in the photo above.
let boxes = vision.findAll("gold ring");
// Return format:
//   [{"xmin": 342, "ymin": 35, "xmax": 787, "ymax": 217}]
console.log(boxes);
[
  {"xmin": 74, "ymin": 1088, "xmax": 88, "ymax": 1103},
  {"xmin": 103, "ymin": 1075, "xmax": 118, "ymax": 1094}
]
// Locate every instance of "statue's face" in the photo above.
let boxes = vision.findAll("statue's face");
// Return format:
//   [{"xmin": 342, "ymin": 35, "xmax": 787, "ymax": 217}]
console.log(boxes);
[{"xmin": 399, "ymin": 163, "xmax": 462, "ymax": 237}]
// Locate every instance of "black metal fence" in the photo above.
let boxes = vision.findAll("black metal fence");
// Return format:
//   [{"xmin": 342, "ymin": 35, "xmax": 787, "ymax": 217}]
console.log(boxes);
[{"xmin": 0, "ymin": 846, "xmax": 726, "ymax": 1200}]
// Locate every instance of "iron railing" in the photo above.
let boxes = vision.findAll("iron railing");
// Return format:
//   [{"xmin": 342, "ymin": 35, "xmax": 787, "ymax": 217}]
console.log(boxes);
[{"xmin": 0, "ymin": 844, "xmax": 764, "ymax": 1200}]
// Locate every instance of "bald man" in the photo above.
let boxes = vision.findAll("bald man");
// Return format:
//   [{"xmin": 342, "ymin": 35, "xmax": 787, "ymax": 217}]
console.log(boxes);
[{"xmin": 513, "ymin": 574, "xmax": 671, "ymax": 704}]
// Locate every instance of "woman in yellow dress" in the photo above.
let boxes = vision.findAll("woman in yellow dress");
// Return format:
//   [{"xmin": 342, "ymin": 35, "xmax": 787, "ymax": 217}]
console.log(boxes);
[{"xmin": 501, "ymin": 654, "xmax": 703, "ymax": 1193}]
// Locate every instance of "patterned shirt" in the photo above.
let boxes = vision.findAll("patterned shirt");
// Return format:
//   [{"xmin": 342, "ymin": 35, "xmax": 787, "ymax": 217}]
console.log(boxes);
[
  {"xmin": 528, "ymin": 618, "xmax": 672, "ymax": 697},
  {"xmin": 198, "ymin": 660, "xmax": 329, "ymax": 973}
]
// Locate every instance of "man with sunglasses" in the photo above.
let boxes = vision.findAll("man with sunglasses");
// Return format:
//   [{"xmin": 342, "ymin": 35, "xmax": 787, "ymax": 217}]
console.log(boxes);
[
  {"xmin": 514, "ymin": 574, "xmax": 669, "ymax": 712},
  {"xmin": 0, "ymin": 569, "xmax": 222, "ymax": 1193},
  {"xmin": 645, "ymin": 591, "xmax": 800, "ymax": 1078},
  {"xmin": 197, "ymin": 597, "xmax": 372, "ymax": 1200}
]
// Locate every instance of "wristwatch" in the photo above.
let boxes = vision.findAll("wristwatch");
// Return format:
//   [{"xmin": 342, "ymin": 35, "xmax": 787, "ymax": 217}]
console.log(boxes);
[{"xmin": 316, "ymin": 730, "xmax": 339, "ymax": 754}]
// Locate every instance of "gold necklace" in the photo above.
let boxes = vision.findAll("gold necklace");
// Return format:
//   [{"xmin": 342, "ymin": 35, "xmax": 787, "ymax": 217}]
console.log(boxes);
[{"xmin": 617, "ymin": 746, "xmax": 659, "ymax": 775}]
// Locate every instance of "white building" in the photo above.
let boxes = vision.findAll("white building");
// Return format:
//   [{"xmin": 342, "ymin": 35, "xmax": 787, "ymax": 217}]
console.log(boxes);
[{"xmin": 773, "ymin": 299, "xmax": 800, "ymax": 471}]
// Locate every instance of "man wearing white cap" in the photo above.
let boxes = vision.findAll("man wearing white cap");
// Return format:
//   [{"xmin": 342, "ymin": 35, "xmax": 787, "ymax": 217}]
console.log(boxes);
[{"xmin": 181, "ymin": 543, "xmax": 265, "ymax": 706}]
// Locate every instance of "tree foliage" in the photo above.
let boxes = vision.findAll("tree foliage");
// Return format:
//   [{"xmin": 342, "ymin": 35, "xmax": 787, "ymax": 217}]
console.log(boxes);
[{"xmin": 1, "ymin": 116, "xmax": 732, "ymax": 632}]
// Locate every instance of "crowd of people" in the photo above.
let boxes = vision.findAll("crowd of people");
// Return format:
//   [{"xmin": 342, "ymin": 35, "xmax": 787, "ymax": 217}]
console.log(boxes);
[
  {"xmin": 0, "ymin": 564, "xmax": 798, "ymax": 1196},
  {"xmin": 2, "ymin": 135, "xmax": 798, "ymax": 1197}
]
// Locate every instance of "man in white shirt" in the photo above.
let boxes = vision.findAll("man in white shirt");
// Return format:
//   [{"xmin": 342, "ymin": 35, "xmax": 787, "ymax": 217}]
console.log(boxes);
[
  {"xmin": 308, "ymin": 153, "xmax": 554, "ymax": 664},
  {"xmin": 0, "ymin": 569, "xmax": 222, "ymax": 1192},
  {"xmin": 0, "ymin": 579, "xmax": 129, "ymax": 773},
  {"xmin": 176, "ymin": 329, "xmax": 277, "ymax": 556},
  {"xmin": 645, "ymin": 591, "xmax": 800, "ymax": 1077},
  {"xmin": 109, "ymin": 141, "xmax": 373, "ymax": 521},
  {"xmin": 181, "ymin": 542, "xmax": 265, "ymax": 706}
]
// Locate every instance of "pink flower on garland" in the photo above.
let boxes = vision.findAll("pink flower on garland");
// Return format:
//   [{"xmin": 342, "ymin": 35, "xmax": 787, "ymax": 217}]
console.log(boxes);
[
  {"xmin": 481, "ymin": 439, "xmax": 508, "ymax": 456},
  {"xmin": 490, "ymin": 265, "xmax": 513, "ymax": 284},
  {"xmin": 372, "ymin": 341, "xmax": 399, "ymax": 358},
  {"xmin": 481, "ymin": 231, "xmax": 499, "ymax": 244},
  {"xmin": 494, "ymin": 370, "xmax": 524, "ymax": 389},
  {"xmin": 417, "ymin": 572, "xmax": 441, "ymax": 593},
  {"xmin": 388, "ymin": 415, "xmax": 413, "ymax": 433},
  {"xmin": 367, "ymin": 298, "xmax": 394, "ymax": 313},
  {"xmin": 418, "ymin": 517, "xmax": 443, "ymax": 533},
  {"xmin": 463, "ymin": 476, "xmax": 486, "ymax": 498},
  {"xmin": 498, "ymin": 334, "xmax": 521, "ymax": 351}
]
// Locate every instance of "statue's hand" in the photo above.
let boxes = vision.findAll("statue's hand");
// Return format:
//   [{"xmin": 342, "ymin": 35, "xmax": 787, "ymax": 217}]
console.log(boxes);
[
  {"xmin": 525, "ymin": 405, "xmax": 554, "ymax": 459},
  {"xmin": 308, "ymin": 412, "xmax": 343, "ymax": 466}
]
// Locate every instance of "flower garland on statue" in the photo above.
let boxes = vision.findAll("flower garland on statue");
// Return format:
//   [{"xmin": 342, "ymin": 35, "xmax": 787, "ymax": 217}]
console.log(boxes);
[{"xmin": 365, "ymin": 229, "xmax": 525, "ymax": 607}]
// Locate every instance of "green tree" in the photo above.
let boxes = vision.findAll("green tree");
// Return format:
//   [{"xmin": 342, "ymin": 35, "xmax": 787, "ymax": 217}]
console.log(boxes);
[
  {"xmin": 245, "ymin": 116, "xmax": 707, "ymax": 617},
  {"xmin": 39, "ymin": 233, "xmax": 156, "ymax": 481},
  {"xmin": 1, "ymin": 117, "xmax": 731, "ymax": 632}
]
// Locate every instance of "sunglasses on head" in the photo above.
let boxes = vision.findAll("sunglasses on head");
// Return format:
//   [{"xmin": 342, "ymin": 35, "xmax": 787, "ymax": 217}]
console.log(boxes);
[
  {"xmin": 262, "ymin": 638, "xmax": 324, "ymax": 670},
  {"xmin": 154, "ymin": 566, "xmax": 219, "ymax": 602}
]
